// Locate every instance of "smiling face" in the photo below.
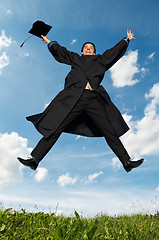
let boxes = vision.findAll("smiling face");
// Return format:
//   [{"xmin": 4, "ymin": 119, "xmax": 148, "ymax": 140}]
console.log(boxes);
[{"xmin": 81, "ymin": 43, "xmax": 95, "ymax": 55}]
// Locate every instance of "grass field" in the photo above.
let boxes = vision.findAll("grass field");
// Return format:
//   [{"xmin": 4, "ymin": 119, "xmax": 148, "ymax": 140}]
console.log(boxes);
[{"xmin": 0, "ymin": 207, "xmax": 159, "ymax": 239}]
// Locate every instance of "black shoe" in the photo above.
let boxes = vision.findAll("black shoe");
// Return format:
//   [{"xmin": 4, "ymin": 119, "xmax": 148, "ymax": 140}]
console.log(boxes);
[
  {"xmin": 17, "ymin": 157, "xmax": 38, "ymax": 170},
  {"xmin": 124, "ymin": 158, "xmax": 144, "ymax": 172}
]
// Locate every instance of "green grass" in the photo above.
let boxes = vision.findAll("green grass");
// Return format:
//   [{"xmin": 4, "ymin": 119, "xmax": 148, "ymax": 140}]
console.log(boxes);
[{"xmin": 0, "ymin": 208, "xmax": 159, "ymax": 239}]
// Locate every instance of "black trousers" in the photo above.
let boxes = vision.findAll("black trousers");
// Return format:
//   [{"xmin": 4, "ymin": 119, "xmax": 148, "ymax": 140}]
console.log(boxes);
[{"xmin": 31, "ymin": 90, "xmax": 130, "ymax": 166}]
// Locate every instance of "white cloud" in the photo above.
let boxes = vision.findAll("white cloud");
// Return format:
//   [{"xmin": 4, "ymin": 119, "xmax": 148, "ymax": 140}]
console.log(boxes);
[
  {"xmin": 0, "ymin": 132, "xmax": 31, "ymax": 188},
  {"xmin": 57, "ymin": 173, "xmax": 78, "ymax": 187},
  {"xmin": 0, "ymin": 52, "xmax": 9, "ymax": 74},
  {"xmin": 0, "ymin": 30, "xmax": 12, "ymax": 51},
  {"xmin": 112, "ymin": 157, "xmax": 122, "ymax": 171},
  {"xmin": 147, "ymin": 52, "xmax": 155, "ymax": 61},
  {"xmin": 145, "ymin": 82, "xmax": 159, "ymax": 116},
  {"xmin": 70, "ymin": 39, "xmax": 77, "ymax": 45},
  {"xmin": 110, "ymin": 50, "xmax": 140, "ymax": 87},
  {"xmin": 75, "ymin": 135, "xmax": 81, "ymax": 140},
  {"xmin": 82, "ymin": 171, "xmax": 103, "ymax": 184},
  {"xmin": 0, "ymin": 30, "xmax": 12, "ymax": 74},
  {"xmin": 34, "ymin": 168, "xmax": 48, "ymax": 182},
  {"xmin": 121, "ymin": 82, "xmax": 159, "ymax": 157},
  {"xmin": 141, "ymin": 67, "xmax": 149, "ymax": 77},
  {"xmin": 145, "ymin": 52, "xmax": 155, "ymax": 65},
  {"xmin": 19, "ymin": 52, "xmax": 29, "ymax": 58},
  {"xmin": 75, "ymin": 135, "xmax": 87, "ymax": 140},
  {"xmin": 156, "ymin": 186, "xmax": 159, "ymax": 192},
  {"xmin": 6, "ymin": 9, "xmax": 13, "ymax": 15}
]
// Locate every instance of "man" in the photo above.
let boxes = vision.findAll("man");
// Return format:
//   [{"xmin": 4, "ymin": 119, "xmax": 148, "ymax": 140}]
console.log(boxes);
[{"xmin": 18, "ymin": 29, "xmax": 144, "ymax": 172}]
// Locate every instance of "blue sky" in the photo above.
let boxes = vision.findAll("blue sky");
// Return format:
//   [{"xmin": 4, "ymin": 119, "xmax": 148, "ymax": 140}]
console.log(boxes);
[{"xmin": 0, "ymin": 0, "xmax": 159, "ymax": 216}]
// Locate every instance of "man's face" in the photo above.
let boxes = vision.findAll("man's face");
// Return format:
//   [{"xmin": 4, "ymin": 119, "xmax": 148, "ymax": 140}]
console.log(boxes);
[{"xmin": 81, "ymin": 43, "xmax": 95, "ymax": 55}]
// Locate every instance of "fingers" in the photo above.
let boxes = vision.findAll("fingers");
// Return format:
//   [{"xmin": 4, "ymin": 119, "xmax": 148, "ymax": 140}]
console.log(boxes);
[
  {"xmin": 41, "ymin": 35, "xmax": 48, "ymax": 43},
  {"xmin": 41, "ymin": 35, "xmax": 44, "ymax": 39},
  {"xmin": 130, "ymin": 32, "xmax": 135, "ymax": 39},
  {"xmin": 127, "ymin": 29, "xmax": 132, "ymax": 35},
  {"xmin": 127, "ymin": 29, "xmax": 135, "ymax": 40}
]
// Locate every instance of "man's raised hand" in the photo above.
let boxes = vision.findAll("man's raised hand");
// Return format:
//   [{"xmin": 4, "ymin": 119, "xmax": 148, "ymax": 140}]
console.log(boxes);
[
  {"xmin": 41, "ymin": 35, "xmax": 51, "ymax": 44},
  {"xmin": 127, "ymin": 29, "xmax": 135, "ymax": 40}
]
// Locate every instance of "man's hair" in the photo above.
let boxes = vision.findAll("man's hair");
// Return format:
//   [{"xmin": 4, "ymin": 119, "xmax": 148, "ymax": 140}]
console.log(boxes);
[{"xmin": 81, "ymin": 42, "xmax": 96, "ymax": 54}]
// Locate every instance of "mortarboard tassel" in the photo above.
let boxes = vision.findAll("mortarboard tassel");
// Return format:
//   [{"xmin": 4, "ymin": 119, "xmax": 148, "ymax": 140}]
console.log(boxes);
[{"xmin": 20, "ymin": 35, "xmax": 33, "ymax": 48}]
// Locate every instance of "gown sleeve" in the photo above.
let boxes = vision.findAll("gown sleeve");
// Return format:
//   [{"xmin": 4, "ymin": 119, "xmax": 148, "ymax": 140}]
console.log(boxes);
[
  {"xmin": 99, "ymin": 39, "xmax": 128, "ymax": 70},
  {"xmin": 48, "ymin": 41, "xmax": 76, "ymax": 65}
]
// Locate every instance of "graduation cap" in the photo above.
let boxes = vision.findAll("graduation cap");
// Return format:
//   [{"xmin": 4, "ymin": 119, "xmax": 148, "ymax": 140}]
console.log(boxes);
[{"xmin": 20, "ymin": 20, "xmax": 52, "ymax": 47}]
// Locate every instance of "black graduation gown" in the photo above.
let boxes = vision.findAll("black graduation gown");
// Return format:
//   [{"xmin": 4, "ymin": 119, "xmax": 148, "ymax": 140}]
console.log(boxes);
[{"xmin": 27, "ymin": 39, "xmax": 129, "ymax": 139}]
